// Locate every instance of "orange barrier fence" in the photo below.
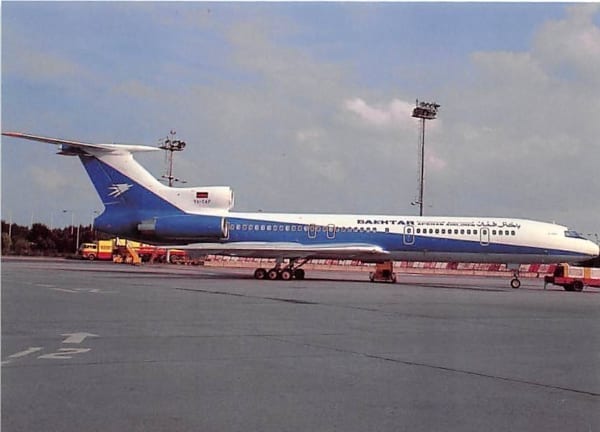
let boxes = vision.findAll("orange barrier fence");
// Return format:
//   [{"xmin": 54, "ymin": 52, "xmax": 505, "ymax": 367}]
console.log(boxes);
[{"xmin": 201, "ymin": 255, "xmax": 556, "ymax": 278}]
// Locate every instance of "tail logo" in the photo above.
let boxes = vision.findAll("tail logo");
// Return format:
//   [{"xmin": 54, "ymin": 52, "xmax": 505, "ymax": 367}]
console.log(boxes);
[{"xmin": 108, "ymin": 183, "xmax": 133, "ymax": 198}]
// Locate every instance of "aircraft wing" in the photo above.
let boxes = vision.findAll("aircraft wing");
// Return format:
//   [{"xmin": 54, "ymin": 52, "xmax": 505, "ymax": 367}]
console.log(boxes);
[
  {"xmin": 2, "ymin": 132, "xmax": 159, "ymax": 154},
  {"xmin": 170, "ymin": 242, "xmax": 390, "ymax": 261}
]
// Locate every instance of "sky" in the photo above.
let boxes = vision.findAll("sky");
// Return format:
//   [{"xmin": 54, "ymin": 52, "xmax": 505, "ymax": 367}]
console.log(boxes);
[{"xmin": 1, "ymin": 2, "xmax": 599, "ymax": 239}]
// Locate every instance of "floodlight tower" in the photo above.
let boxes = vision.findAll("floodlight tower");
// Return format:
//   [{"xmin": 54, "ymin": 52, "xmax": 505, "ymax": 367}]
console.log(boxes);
[
  {"xmin": 158, "ymin": 130, "xmax": 187, "ymax": 187},
  {"xmin": 412, "ymin": 100, "xmax": 440, "ymax": 216}
]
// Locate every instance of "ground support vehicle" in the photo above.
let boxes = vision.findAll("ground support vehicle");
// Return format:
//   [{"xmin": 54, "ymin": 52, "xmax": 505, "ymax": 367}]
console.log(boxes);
[
  {"xmin": 544, "ymin": 263, "xmax": 600, "ymax": 292},
  {"xmin": 78, "ymin": 240, "xmax": 114, "ymax": 261},
  {"xmin": 79, "ymin": 239, "xmax": 188, "ymax": 265},
  {"xmin": 369, "ymin": 261, "xmax": 397, "ymax": 283}
]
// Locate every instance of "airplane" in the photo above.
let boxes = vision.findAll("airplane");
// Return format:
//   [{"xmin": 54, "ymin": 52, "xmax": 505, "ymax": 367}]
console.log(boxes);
[{"xmin": 3, "ymin": 131, "xmax": 599, "ymax": 288}]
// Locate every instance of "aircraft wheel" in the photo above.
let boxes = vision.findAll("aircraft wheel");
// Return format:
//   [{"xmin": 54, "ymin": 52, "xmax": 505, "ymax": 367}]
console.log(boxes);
[
  {"xmin": 294, "ymin": 269, "xmax": 305, "ymax": 280},
  {"xmin": 572, "ymin": 281, "xmax": 584, "ymax": 292},
  {"xmin": 510, "ymin": 278, "xmax": 521, "ymax": 289},
  {"xmin": 391, "ymin": 274, "xmax": 397, "ymax": 283},
  {"xmin": 254, "ymin": 268, "xmax": 267, "ymax": 280},
  {"xmin": 369, "ymin": 272, "xmax": 375, "ymax": 282},
  {"xmin": 267, "ymin": 269, "xmax": 280, "ymax": 280},
  {"xmin": 280, "ymin": 269, "xmax": 293, "ymax": 281}
]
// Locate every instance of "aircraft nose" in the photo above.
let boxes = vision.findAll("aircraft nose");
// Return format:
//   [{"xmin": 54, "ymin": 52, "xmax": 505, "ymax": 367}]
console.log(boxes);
[{"xmin": 586, "ymin": 241, "xmax": 600, "ymax": 258}]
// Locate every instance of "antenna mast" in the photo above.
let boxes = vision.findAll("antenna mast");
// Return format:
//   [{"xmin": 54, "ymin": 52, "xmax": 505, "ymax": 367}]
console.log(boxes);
[{"xmin": 158, "ymin": 130, "xmax": 187, "ymax": 187}]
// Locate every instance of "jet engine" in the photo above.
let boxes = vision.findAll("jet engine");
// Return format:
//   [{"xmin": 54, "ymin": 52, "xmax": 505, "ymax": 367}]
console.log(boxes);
[{"xmin": 138, "ymin": 214, "xmax": 227, "ymax": 241}]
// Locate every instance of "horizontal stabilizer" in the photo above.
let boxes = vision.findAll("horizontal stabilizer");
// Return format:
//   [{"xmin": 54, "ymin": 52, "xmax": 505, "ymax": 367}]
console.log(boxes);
[{"xmin": 2, "ymin": 132, "xmax": 159, "ymax": 154}]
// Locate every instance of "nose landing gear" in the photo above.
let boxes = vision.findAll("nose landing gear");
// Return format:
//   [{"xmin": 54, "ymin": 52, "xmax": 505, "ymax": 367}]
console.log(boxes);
[{"xmin": 508, "ymin": 265, "xmax": 521, "ymax": 289}]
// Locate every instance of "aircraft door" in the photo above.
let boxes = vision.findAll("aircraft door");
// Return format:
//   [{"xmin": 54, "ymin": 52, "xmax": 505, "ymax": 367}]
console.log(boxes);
[
  {"xmin": 223, "ymin": 219, "xmax": 231, "ymax": 240},
  {"xmin": 403, "ymin": 225, "xmax": 415, "ymax": 245},
  {"xmin": 326, "ymin": 224, "xmax": 336, "ymax": 240},
  {"xmin": 308, "ymin": 224, "xmax": 317, "ymax": 239},
  {"xmin": 480, "ymin": 228, "xmax": 490, "ymax": 246}
]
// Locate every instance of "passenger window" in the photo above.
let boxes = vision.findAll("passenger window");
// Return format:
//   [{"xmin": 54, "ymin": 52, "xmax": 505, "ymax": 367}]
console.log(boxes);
[
  {"xmin": 492, "ymin": 230, "xmax": 497, "ymax": 235},
  {"xmin": 511, "ymin": 230, "xmax": 516, "ymax": 236}
]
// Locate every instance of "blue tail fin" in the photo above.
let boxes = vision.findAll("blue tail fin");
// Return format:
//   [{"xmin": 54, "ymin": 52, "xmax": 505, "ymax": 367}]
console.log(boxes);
[{"xmin": 79, "ymin": 155, "xmax": 179, "ymax": 213}]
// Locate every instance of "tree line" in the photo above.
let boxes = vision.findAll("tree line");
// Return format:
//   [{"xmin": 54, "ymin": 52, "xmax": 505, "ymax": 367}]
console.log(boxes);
[{"xmin": 1, "ymin": 220, "xmax": 111, "ymax": 256}]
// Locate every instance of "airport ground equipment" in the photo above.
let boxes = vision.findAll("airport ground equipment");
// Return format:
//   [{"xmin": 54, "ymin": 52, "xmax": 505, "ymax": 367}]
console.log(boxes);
[
  {"xmin": 79, "ymin": 240, "xmax": 114, "ymax": 260},
  {"xmin": 369, "ymin": 261, "xmax": 397, "ymax": 283},
  {"xmin": 78, "ymin": 239, "xmax": 188, "ymax": 264},
  {"xmin": 544, "ymin": 263, "xmax": 600, "ymax": 291}
]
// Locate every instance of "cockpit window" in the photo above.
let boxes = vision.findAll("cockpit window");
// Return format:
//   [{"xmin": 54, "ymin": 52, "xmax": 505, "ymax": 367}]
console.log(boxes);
[{"xmin": 564, "ymin": 230, "xmax": 586, "ymax": 239}]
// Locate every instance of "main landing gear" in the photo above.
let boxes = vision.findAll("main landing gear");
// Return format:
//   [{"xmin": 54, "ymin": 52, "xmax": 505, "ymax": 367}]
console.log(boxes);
[{"xmin": 253, "ymin": 258, "xmax": 308, "ymax": 281}]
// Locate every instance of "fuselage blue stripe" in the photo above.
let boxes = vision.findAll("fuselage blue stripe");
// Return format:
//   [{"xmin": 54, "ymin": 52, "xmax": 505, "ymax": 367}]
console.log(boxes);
[{"xmin": 223, "ymin": 217, "xmax": 582, "ymax": 257}]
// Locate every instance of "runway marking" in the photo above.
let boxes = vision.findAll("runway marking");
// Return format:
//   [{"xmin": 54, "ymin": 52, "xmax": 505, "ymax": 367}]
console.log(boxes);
[
  {"xmin": 3, "ymin": 332, "xmax": 98, "ymax": 365},
  {"xmin": 38, "ymin": 348, "xmax": 92, "ymax": 360},
  {"xmin": 61, "ymin": 332, "xmax": 99, "ymax": 344},
  {"xmin": 50, "ymin": 287, "xmax": 112, "ymax": 294},
  {"xmin": 1, "ymin": 347, "xmax": 44, "ymax": 365},
  {"xmin": 51, "ymin": 288, "xmax": 79, "ymax": 293}
]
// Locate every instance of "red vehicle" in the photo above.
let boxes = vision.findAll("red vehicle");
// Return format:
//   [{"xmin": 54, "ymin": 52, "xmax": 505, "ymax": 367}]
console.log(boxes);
[
  {"xmin": 544, "ymin": 264, "xmax": 600, "ymax": 292},
  {"xmin": 136, "ymin": 246, "xmax": 188, "ymax": 263}
]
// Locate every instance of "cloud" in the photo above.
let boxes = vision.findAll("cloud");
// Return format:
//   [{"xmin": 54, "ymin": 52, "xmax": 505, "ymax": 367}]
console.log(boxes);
[
  {"xmin": 436, "ymin": 6, "xmax": 600, "ymax": 228},
  {"xmin": 3, "ymin": 25, "xmax": 92, "ymax": 86},
  {"xmin": 29, "ymin": 166, "xmax": 69, "ymax": 192},
  {"xmin": 2, "ymin": 4, "xmax": 599, "ymax": 233},
  {"xmin": 533, "ymin": 4, "xmax": 600, "ymax": 83},
  {"xmin": 425, "ymin": 149, "xmax": 447, "ymax": 172},
  {"xmin": 343, "ymin": 98, "xmax": 415, "ymax": 129}
]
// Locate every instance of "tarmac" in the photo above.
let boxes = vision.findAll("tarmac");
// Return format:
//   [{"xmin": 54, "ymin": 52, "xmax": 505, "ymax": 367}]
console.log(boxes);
[{"xmin": 2, "ymin": 257, "xmax": 599, "ymax": 431}]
